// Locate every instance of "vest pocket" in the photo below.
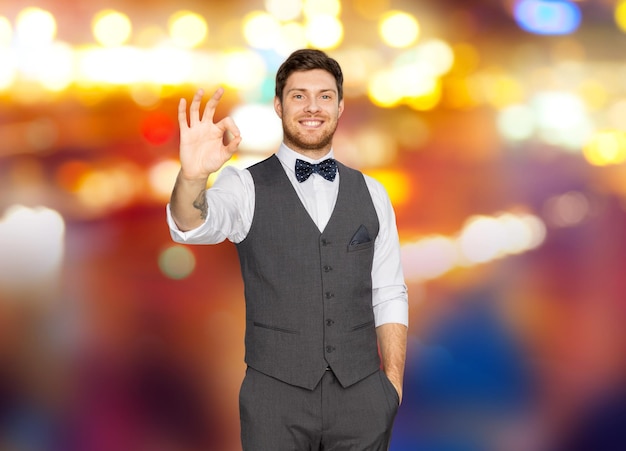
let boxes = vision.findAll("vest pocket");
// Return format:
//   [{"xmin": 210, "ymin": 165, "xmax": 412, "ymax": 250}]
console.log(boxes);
[
  {"xmin": 350, "ymin": 319, "xmax": 375, "ymax": 331},
  {"xmin": 253, "ymin": 321, "xmax": 299, "ymax": 334},
  {"xmin": 347, "ymin": 240, "xmax": 374, "ymax": 252}
]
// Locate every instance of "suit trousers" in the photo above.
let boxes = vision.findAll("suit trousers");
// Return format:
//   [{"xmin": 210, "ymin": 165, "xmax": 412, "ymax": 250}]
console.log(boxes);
[{"xmin": 239, "ymin": 366, "xmax": 400, "ymax": 451}]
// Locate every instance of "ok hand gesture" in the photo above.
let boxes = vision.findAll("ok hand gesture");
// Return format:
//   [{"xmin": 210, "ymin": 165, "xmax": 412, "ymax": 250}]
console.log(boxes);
[{"xmin": 177, "ymin": 87, "xmax": 242, "ymax": 181}]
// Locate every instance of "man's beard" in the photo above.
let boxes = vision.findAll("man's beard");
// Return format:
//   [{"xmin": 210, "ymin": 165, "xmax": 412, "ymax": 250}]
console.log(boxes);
[{"xmin": 282, "ymin": 121, "xmax": 337, "ymax": 151}]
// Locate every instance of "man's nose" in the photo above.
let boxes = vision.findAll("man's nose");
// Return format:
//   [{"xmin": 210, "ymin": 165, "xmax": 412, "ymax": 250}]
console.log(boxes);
[{"xmin": 304, "ymin": 99, "xmax": 320, "ymax": 113}]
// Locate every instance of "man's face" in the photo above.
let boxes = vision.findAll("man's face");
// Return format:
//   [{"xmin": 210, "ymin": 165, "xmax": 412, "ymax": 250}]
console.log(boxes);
[{"xmin": 274, "ymin": 69, "xmax": 344, "ymax": 157}]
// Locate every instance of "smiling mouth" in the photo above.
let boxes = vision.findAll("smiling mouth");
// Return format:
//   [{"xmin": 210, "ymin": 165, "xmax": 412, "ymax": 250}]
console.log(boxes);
[{"xmin": 300, "ymin": 119, "xmax": 323, "ymax": 127}]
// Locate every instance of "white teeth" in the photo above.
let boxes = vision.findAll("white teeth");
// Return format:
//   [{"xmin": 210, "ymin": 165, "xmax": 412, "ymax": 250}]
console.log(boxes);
[{"xmin": 302, "ymin": 121, "xmax": 321, "ymax": 126}]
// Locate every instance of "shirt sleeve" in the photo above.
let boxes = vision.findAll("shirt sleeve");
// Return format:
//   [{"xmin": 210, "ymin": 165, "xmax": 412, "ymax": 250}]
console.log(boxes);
[
  {"xmin": 166, "ymin": 166, "xmax": 254, "ymax": 245},
  {"xmin": 364, "ymin": 175, "xmax": 409, "ymax": 327}
]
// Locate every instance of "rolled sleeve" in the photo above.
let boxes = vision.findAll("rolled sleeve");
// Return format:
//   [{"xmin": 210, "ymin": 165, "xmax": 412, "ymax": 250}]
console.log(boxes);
[
  {"xmin": 166, "ymin": 166, "xmax": 254, "ymax": 245},
  {"xmin": 373, "ymin": 287, "xmax": 409, "ymax": 327},
  {"xmin": 365, "ymin": 174, "xmax": 409, "ymax": 327}
]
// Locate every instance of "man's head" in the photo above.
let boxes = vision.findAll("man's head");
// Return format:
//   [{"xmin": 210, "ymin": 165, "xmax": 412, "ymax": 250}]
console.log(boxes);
[
  {"xmin": 275, "ymin": 49, "xmax": 343, "ymax": 103},
  {"xmin": 274, "ymin": 49, "xmax": 345, "ymax": 157}
]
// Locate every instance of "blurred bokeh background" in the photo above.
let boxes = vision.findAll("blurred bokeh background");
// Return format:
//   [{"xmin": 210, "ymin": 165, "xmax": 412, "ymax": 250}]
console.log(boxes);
[{"xmin": 1, "ymin": 0, "xmax": 626, "ymax": 450}]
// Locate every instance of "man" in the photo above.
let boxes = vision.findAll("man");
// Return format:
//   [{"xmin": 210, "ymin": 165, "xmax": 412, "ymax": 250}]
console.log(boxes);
[{"xmin": 167, "ymin": 49, "xmax": 408, "ymax": 450}]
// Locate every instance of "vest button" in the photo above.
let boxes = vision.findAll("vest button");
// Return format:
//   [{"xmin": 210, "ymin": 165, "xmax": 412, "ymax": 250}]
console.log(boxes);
[
  {"xmin": 325, "ymin": 292, "xmax": 334, "ymax": 299},
  {"xmin": 326, "ymin": 345, "xmax": 335, "ymax": 353},
  {"xmin": 323, "ymin": 265, "xmax": 333, "ymax": 272},
  {"xmin": 326, "ymin": 319, "xmax": 334, "ymax": 326}
]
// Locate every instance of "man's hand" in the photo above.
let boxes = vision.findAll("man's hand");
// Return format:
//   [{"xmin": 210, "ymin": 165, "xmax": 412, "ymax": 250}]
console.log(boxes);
[
  {"xmin": 178, "ymin": 87, "xmax": 242, "ymax": 181},
  {"xmin": 170, "ymin": 88, "xmax": 241, "ymax": 231}
]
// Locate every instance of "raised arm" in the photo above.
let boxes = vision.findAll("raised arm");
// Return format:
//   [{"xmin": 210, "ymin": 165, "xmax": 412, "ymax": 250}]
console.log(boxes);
[{"xmin": 170, "ymin": 87, "xmax": 242, "ymax": 231}]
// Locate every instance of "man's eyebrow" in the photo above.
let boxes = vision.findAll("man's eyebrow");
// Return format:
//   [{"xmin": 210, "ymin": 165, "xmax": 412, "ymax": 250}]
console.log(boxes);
[{"xmin": 286, "ymin": 88, "xmax": 337, "ymax": 94}]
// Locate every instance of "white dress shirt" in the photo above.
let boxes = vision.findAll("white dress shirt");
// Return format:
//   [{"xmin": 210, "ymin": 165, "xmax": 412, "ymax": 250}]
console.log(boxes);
[{"xmin": 167, "ymin": 143, "xmax": 408, "ymax": 327}]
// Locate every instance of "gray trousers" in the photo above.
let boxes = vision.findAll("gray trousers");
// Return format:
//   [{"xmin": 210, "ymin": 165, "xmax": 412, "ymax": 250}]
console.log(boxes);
[{"xmin": 239, "ymin": 366, "xmax": 400, "ymax": 451}]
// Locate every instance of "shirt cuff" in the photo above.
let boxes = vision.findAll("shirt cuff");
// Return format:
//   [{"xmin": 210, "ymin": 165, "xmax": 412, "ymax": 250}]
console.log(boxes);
[
  {"xmin": 166, "ymin": 203, "xmax": 207, "ymax": 242},
  {"xmin": 373, "ymin": 297, "xmax": 409, "ymax": 327}
]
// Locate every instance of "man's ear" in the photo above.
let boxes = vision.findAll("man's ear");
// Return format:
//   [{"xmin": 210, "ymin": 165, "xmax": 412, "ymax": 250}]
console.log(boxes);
[
  {"xmin": 338, "ymin": 98, "xmax": 345, "ymax": 118},
  {"xmin": 274, "ymin": 96, "xmax": 283, "ymax": 118}
]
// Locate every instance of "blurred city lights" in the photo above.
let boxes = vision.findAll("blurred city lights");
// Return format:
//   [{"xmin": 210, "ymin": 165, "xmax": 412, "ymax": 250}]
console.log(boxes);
[
  {"xmin": 498, "ymin": 104, "xmax": 535, "ymax": 142},
  {"xmin": 158, "ymin": 245, "xmax": 196, "ymax": 279},
  {"xmin": 514, "ymin": 0, "xmax": 582, "ymax": 35},
  {"xmin": 148, "ymin": 159, "xmax": 181, "ymax": 201},
  {"xmin": 303, "ymin": 0, "xmax": 341, "ymax": 18},
  {"xmin": 402, "ymin": 211, "xmax": 546, "ymax": 281},
  {"xmin": 76, "ymin": 46, "xmax": 143, "ymax": 85},
  {"xmin": 141, "ymin": 111, "xmax": 177, "ymax": 146},
  {"xmin": 0, "ymin": 15, "xmax": 12, "ymax": 47},
  {"xmin": 410, "ymin": 39, "xmax": 455, "ymax": 77},
  {"xmin": 168, "ymin": 11, "xmax": 208, "ymax": 48},
  {"xmin": 220, "ymin": 50, "xmax": 267, "ymax": 90},
  {"xmin": 92, "ymin": 10, "xmax": 132, "ymax": 47},
  {"xmin": 265, "ymin": 0, "xmax": 303, "ymax": 21},
  {"xmin": 582, "ymin": 130, "xmax": 626, "ymax": 166},
  {"xmin": 543, "ymin": 191, "xmax": 590, "ymax": 228},
  {"xmin": 35, "ymin": 42, "xmax": 74, "ymax": 92},
  {"xmin": 278, "ymin": 22, "xmax": 308, "ymax": 54},
  {"xmin": 353, "ymin": 0, "xmax": 390, "ymax": 20},
  {"xmin": 364, "ymin": 169, "xmax": 410, "ymax": 207},
  {"xmin": 75, "ymin": 163, "xmax": 143, "ymax": 213},
  {"xmin": 379, "ymin": 11, "xmax": 420, "ymax": 48},
  {"xmin": 305, "ymin": 15, "xmax": 343, "ymax": 49},
  {"xmin": 230, "ymin": 103, "xmax": 283, "ymax": 153},
  {"xmin": 0, "ymin": 205, "xmax": 65, "ymax": 289},
  {"xmin": 0, "ymin": 49, "xmax": 17, "ymax": 91},
  {"xmin": 243, "ymin": 11, "xmax": 281, "ymax": 49},
  {"xmin": 402, "ymin": 235, "xmax": 459, "ymax": 281},
  {"xmin": 616, "ymin": 0, "xmax": 626, "ymax": 32},
  {"xmin": 531, "ymin": 91, "xmax": 592, "ymax": 150},
  {"xmin": 459, "ymin": 215, "xmax": 511, "ymax": 264},
  {"xmin": 15, "ymin": 7, "xmax": 56, "ymax": 46}
]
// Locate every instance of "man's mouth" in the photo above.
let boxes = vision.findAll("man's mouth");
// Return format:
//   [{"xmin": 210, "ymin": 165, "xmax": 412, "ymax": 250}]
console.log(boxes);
[{"xmin": 300, "ymin": 120, "xmax": 323, "ymax": 127}]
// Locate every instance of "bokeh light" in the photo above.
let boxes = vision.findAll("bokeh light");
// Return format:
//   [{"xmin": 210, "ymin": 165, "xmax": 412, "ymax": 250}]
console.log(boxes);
[
  {"xmin": 401, "ymin": 235, "xmax": 459, "ymax": 281},
  {"xmin": 220, "ymin": 50, "xmax": 267, "ymax": 90},
  {"xmin": 303, "ymin": 0, "xmax": 341, "ymax": 18},
  {"xmin": 168, "ymin": 11, "xmax": 208, "ymax": 48},
  {"xmin": 265, "ymin": 0, "xmax": 303, "ymax": 21},
  {"xmin": 92, "ymin": 9, "xmax": 132, "ymax": 47},
  {"xmin": 243, "ymin": 11, "xmax": 281, "ymax": 49},
  {"xmin": 379, "ymin": 11, "xmax": 420, "ymax": 48},
  {"xmin": 543, "ymin": 191, "xmax": 590, "ymax": 227},
  {"xmin": 0, "ymin": 205, "xmax": 65, "ymax": 287},
  {"xmin": 514, "ymin": 0, "xmax": 582, "ymax": 35},
  {"xmin": 582, "ymin": 130, "xmax": 626, "ymax": 166},
  {"xmin": 498, "ymin": 104, "xmax": 535, "ymax": 141},
  {"xmin": 401, "ymin": 211, "xmax": 546, "ymax": 281},
  {"xmin": 148, "ymin": 159, "xmax": 181, "ymax": 201},
  {"xmin": 231, "ymin": 103, "xmax": 282, "ymax": 153},
  {"xmin": 305, "ymin": 15, "xmax": 343, "ymax": 49},
  {"xmin": 158, "ymin": 245, "xmax": 196, "ymax": 279},
  {"xmin": 15, "ymin": 7, "xmax": 56, "ymax": 46},
  {"xmin": 141, "ymin": 111, "xmax": 177, "ymax": 146},
  {"xmin": 615, "ymin": 0, "xmax": 626, "ymax": 32},
  {"xmin": 0, "ymin": 15, "xmax": 12, "ymax": 47}
]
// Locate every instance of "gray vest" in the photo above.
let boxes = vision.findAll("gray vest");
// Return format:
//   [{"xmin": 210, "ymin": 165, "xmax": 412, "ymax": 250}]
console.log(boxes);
[{"xmin": 236, "ymin": 155, "xmax": 381, "ymax": 390}]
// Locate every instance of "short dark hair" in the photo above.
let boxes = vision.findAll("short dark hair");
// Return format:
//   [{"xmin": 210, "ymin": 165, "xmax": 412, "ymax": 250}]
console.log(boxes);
[{"xmin": 275, "ymin": 49, "xmax": 344, "ymax": 102}]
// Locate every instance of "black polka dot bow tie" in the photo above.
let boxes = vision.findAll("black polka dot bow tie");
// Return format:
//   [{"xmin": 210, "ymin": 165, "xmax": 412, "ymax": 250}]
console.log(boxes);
[{"xmin": 295, "ymin": 158, "xmax": 338, "ymax": 183}]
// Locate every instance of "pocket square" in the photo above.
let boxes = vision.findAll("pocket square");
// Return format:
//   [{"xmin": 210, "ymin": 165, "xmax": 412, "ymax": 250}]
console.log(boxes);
[{"xmin": 349, "ymin": 225, "xmax": 371, "ymax": 246}]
